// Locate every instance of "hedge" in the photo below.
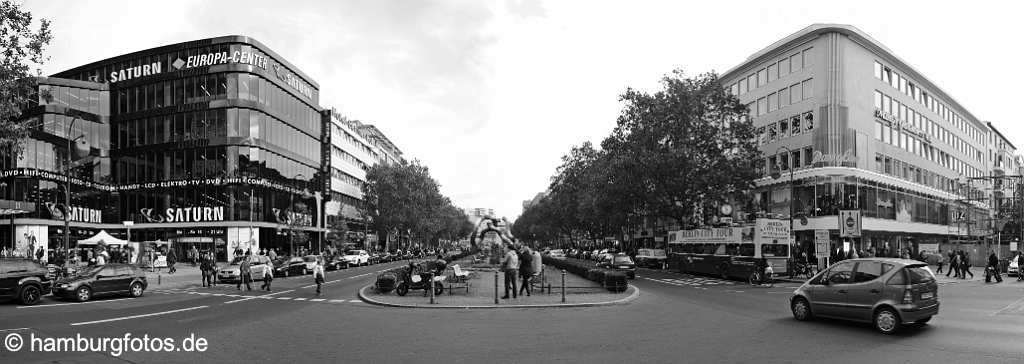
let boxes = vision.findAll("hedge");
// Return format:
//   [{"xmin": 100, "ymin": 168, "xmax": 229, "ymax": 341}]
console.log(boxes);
[{"xmin": 542, "ymin": 256, "xmax": 629, "ymax": 293}]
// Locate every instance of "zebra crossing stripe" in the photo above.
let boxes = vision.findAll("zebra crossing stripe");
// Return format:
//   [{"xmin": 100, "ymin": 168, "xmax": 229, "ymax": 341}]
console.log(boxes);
[
  {"xmin": 330, "ymin": 299, "xmax": 347, "ymax": 303},
  {"xmin": 310, "ymin": 299, "xmax": 326, "ymax": 302},
  {"xmin": 292, "ymin": 298, "xmax": 308, "ymax": 301},
  {"xmin": 276, "ymin": 297, "xmax": 292, "ymax": 300}
]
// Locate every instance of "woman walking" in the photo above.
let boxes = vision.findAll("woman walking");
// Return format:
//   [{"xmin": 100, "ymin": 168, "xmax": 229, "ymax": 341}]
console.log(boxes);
[{"xmin": 313, "ymin": 257, "xmax": 326, "ymax": 295}]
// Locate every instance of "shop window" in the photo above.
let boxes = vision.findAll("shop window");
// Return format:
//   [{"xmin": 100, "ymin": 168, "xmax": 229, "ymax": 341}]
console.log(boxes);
[
  {"xmin": 803, "ymin": 112, "xmax": 814, "ymax": 131},
  {"xmin": 791, "ymin": 115, "xmax": 801, "ymax": 135},
  {"xmin": 778, "ymin": 119, "xmax": 788, "ymax": 136}
]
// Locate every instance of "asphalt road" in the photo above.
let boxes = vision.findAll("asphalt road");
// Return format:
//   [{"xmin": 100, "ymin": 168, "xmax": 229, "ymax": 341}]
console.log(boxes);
[{"xmin": 3, "ymin": 262, "xmax": 1024, "ymax": 363}]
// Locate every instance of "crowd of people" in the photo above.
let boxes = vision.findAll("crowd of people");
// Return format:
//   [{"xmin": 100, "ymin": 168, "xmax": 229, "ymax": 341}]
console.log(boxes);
[{"xmin": 500, "ymin": 242, "xmax": 543, "ymax": 299}]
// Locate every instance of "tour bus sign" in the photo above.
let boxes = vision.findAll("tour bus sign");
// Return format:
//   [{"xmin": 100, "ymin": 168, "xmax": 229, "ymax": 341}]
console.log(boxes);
[{"xmin": 675, "ymin": 227, "xmax": 741, "ymax": 244}]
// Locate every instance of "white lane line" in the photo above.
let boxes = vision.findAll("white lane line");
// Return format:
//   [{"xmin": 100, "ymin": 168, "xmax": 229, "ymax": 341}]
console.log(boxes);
[
  {"xmin": 292, "ymin": 298, "xmax": 307, "ymax": 301},
  {"xmin": 276, "ymin": 297, "xmax": 293, "ymax": 300},
  {"xmin": 348, "ymin": 299, "xmax": 361, "ymax": 303},
  {"xmin": 223, "ymin": 289, "xmax": 294, "ymax": 304},
  {"xmin": 18, "ymin": 298, "xmax": 134, "ymax": 309},
  {"xmin": 70, "ymin": 306, "xmax": 208, "ymax": 326},
  {"xmin": 330, "ymin": 299, "xmax": 346, "ymax": 303},
  {"xmin": 309, "ymin": 298, "xmax": 325, "ymax": 302},
  {"xmin": 0, "ymin": 327, "xmax": 30, "ymax": 332},
  {"xmin": 302, "ymin": 278, "xmax": 343, "ymax": 289},
  {"xmin": 991, "ymin": 296, "xmax": 1024, "ymax": 316}
]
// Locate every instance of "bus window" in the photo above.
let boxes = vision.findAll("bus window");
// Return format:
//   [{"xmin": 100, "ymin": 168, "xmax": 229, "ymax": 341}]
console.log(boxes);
[
  {"xmin": 738, "ymin": 244, "xmax": 755, "ymax": 257},
  {"xmin": 714, "ymin": 244, "xmax": 727, "ymax": 255},
  {"xmin": 725, "ymin": 244, "xmax": 739, "ymax": 256},
  {"xmin": 702, "ymin": 244, "xmax": 716, "ymax": 254},
  {"xmin": 761, "ymin": 244, "xmax": 790, "ymax": 257}
]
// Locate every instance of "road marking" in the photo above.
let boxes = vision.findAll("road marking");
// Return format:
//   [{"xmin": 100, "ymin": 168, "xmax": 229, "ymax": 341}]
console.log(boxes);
[
  {"xmin": 223, "ymin": 289, "xmax": 294, "ymax": 304},
  {"xmin": 349, "ymin": 299, "xmax": 361, "ymax": 303},
  {"xmin": 330, "ymin": 299, "xmax": 347, "ymax": 303},
  {"xmin": 0, "ymin": 327, "xmax": 30, "ymax": 332},
  {"xmin": 276, "ymin": 297, "xmax": 292, "ymax": 300},
  {"xmin": 70, "ymin": 306, "xmax": 208, "ymax": 326},
  {"xmin": 992, "ymin": 296, "xmax": 1024, "ymax": 316},
  {"xmin": 310, "ymin": 298, "xmax": 325, "ymax": 302},
  {"xmin": 292, "ymin": 298, "xmax": 307, "ymax": 301},
  {"xmin": 18, "ymin": 298, "xmax": 134, "ymax": 309},
  {"xmin": 302, "ymin": 278, "xmax": 343, "ymax": 289}
]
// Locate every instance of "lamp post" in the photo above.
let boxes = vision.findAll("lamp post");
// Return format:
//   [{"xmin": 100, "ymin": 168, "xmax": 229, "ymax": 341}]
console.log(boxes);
[
  {"xmin": 769, "ymin": 146, "xmax": 795, "ymax": 247},
  {"xmin": 64, "ymin": 116, "xmax": 85, "ymax": 257}
]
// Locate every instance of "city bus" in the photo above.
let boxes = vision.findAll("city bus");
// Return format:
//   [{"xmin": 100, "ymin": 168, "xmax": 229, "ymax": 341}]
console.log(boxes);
[{"xmin": 667, "ymin": 219, "xmax": 791, "ymax": 280}]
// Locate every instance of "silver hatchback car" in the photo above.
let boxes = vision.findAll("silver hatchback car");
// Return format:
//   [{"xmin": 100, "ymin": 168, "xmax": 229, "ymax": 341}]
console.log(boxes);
[{"xmin": 790, "ymin": 258, "xmax": 939, "ymax": 334}]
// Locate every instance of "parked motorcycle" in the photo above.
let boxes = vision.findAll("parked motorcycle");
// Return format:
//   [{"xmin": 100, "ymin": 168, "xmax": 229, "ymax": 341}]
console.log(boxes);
[
  {"xmin": 985, "ymin": 265, "xmax": 1003, "ymax": 283},
  {"xmin": 396, "ymin": 262, "xmax": 445, "ymax": 296}
]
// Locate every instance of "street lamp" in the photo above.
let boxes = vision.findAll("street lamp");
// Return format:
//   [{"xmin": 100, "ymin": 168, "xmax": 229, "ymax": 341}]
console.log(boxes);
[{"xmin": 64, "ymin": 116, "xmax": 88, "ymax": 257}]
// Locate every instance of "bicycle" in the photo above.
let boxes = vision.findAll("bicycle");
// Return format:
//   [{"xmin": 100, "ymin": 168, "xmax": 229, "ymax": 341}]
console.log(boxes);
[{"xmin": 789, "ymin": 262, "xmax": 816, "ymax": 280}]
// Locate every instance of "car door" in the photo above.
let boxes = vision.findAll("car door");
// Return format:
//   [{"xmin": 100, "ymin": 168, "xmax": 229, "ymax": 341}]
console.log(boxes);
[
  {"xmin": 113, "ymin": 266, "xmax": 135, "ymax": 293},
  {"xmin": 812, "ymin": 261, "xmax": 855, "ymax": 318},
  {"xmin": 844, "ymin": 261, "xmax": 887, "ymax": 321},
  {"xmin": 92, "ymin": 266, "xmax": 120, "ymax": 294},
  {"xmin": 0, "ymin": 261, "xmax": 27, "ymax": 297}
]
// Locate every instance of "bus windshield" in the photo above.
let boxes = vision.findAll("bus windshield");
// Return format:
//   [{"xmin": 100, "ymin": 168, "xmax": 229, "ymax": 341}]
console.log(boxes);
[{"xmin": 761, "ymin": 244, "xmax": 789, "ymax": 257}]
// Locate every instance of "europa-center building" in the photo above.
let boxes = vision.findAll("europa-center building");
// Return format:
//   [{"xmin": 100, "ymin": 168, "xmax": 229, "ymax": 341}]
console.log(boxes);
[{"xmin": 1, "ymin": 36, "xmax": 332, "ymax": 262}]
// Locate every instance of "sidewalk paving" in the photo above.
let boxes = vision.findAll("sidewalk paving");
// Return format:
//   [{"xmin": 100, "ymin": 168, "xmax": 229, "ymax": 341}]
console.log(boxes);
[{"xmin": 143, "ymin": 264, "xmax": 207, "ymax": 290}]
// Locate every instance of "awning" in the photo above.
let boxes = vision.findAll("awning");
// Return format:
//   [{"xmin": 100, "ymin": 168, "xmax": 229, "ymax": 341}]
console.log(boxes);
[
  {"xmin": 78, "ymin": 230, "xmax": 129, "ymax": 245},
  {"xmin": 0, "ymin": 199, "xmax": 35, "ymax": 216}
]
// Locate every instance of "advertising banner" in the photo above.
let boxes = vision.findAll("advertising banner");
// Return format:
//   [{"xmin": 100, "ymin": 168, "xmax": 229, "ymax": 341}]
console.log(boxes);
[
  {"xmin": 839, "ymin": 210, "xmax": 862, "ymax": 237},
  {"xmin": 814, "ymin": 230, "xmax": 830, "ymax": 258},
  {"xmin": 755, "ymin": 218, "xmax": 791, "ymax": 244}
]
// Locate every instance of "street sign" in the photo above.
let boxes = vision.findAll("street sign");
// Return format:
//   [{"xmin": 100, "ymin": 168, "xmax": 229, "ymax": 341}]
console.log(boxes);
[
  {"xmin": 839, "ymin": 210, "xmax": 862, "ymax": 237},
  {"xmin": 814, "ymin": 230, "xmax": 829, "ymax": 258}
]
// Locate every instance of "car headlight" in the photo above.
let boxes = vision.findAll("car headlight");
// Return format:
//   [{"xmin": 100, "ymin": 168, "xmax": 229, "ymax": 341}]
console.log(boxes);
[{"xmin": 58, "ymin": 283, "xmax": 70, "ymax": 289}]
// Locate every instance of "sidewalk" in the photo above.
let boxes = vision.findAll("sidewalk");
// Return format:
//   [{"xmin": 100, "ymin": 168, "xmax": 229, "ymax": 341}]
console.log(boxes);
[
  {"xmin": 144, "ymin": 264, "xmax": 206, "ymax": 290},
  {"xmin": 773, "ymin": 264, "xmax": 1005, "ymax": 285}
]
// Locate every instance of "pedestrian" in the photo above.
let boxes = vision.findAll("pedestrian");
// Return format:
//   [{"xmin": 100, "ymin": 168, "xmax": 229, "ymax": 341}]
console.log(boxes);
[
  {"xmin": 268, "ymin": 248, "xmax": 277, "ymax": 261},
  {"xmin": 36, "ymin": 247, "xmax": 44, "ymax": 262},
  {"xmin": 1018, "ymin": 253, "xmax": 1024, "ymax": 282},
  {"xmin": 961, "ymin": 251, "xmax": 974, "ymax": 279},
  {"xmin": 96, "ymin": 248, "xmax": 109, "ymax": 266},
  {"xmin": 237, "ymin": 255, "xmax": 253, "ymax": 291},
  {"xmin": 261, "ymin": 257, "xmax": 275, "ymax": 291},
  {"xmin": 519, "ymin": 246, "xmax": 534, "ymax": 297},
  {"xmin": 166, "ymin": 248, "xmax": 177, "ymax": 274},
  {"xmin": 986, "ymin": 251, "xmax": 1002, "ymax": 283},
  {"xmin": 313, "ymin": 257, "xmax": 325, "ymax": 295},
  {"xmin": 947, "ymin": 251, "xmax": 956, "ymax": 277},
  {"xmin": 200, "ymin": 253, "xmax": 212, "ymax": 287},
  {"xmin": 500, "ymin": 243, "xmax": 519, "ymax": 299},
  {"xmin": 936, "ymin": 250, "xmax": 945, "ymax": 274},
  {"xmin": 206, "ymin": 252, "xmax": 218, "ymax": 287}
]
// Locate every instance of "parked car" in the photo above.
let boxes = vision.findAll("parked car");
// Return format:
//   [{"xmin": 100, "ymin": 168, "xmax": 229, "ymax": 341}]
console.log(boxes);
[
  {"xmin": 326, "ymin": 255, "xmax": 350, "ymax": 271},
  {"xmin": 597, "ymin": 253, "xmax": 637, "ymax": 279},
  {"xmin": 635, "ymin": 248, "xmax": 667, "ymax": 269},
  {"xmin": 790, "ymin": 258, "xmax": 939, "ymax": 334},
  {"xmin": 547, "ymin": 249, "xmax": 567, "ymax": 260},
  {"xmin": 0, "ymin": 258, "xmax": 53, "ymax": 305},
  {"xmin": 218, "ymin": 255, "xmax": 273, "ymax": 283},
  {"xmin": 1009, "ymin": 253, "xmax": 1021, "ymax": 276},
  {"xmin": 52, "ymin": 263, "xmax": 147, "ymax": 302},
  {"xmin": 343, "ymin": 250, "xmax": 370, "ymax": 266},
  {"xmin": 273, "ymin": 257, "xmax": 308, "ymax": 277}
]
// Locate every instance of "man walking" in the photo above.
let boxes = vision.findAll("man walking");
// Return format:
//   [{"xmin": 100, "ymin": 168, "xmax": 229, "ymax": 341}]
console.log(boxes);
[
  {"xmin": 166, "ymin": 248, "xmax": 177, "ymax": 274},
  {"xmin": 237, "ymin": 255, "xmax": 253, "ymax": 291},
  {"xmin": 501, "ymin": 243, "xmax": 519, "ymax": 299},
  {"xmin": 947, "ymin": 250, "xmax": 957, "ymax": 277},
  {"xmin": 519, "ymin": 246, "xmax": 534, "ymax": 297},
  {"xmin": 200, "ymin": 253, "xmax": 212, "ymax": 287},
  {"xmin": 313, "ymin": 257, "xmax": 325, "ymax": 295},
  {"xmin": 986, "ymin": 251, "xmax": 1002, "ymax": 283},
  {"xmin": 261, "ymin": 258, "xmax": 275, "ymax": 291},
  {"xmin": 268, "ymin": 248, "xmax": 277, "ymax": 262}
]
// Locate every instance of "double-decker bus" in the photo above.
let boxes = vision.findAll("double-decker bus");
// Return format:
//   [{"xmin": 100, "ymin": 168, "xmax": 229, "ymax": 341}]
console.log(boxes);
[{"xmin": 667, "ymin": 219, "xmax": 791, "ymax": 280}]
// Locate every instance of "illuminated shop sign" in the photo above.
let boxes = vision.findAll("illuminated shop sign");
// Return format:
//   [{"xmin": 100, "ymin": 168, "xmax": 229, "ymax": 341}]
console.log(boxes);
[
  {"xmin": 271, "ymin": 208, "xmax": 313, "ymax": 227},
  {"xmin": 874, "ymin": 109, "xmax": 929, "ymax": 142},
  {"xmin": 109, "ymin": 62, "xmax": 163, "ymax": 83},
  {"xmin": 810, "ymin": 150, "xmax": 854, "ymax": 166},
  {"xmin": 172, "ymin": 51, "xmax": 269, "ymax": 71},
  {"xmin": 43, "ymin": 202, "xmax": 102, "ymax": 223},
  {"xmin": 272, "ymin": 64, "xmax": 314, "ymax": 99},
  {"xmin": 1, "ymin": 168, "xmax": 308, "ymax": 196},
  {"xmin": 140, "ymin": 206, "xmax": 225, "ymax": 223}
]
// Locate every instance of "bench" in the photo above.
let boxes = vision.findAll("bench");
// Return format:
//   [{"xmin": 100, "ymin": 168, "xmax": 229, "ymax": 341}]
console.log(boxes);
[{"xmin": 447, "ymin": 265, "xmax": 471, "ymax": 295}]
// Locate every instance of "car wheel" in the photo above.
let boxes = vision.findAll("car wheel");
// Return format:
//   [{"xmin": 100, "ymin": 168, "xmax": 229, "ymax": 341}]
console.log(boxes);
[
  {"xmin": 19, "ymin": 285, "xmax": 42, "ymax": 305},
  {"xmin": 791, "ymin": 297, "xmax": 813, "ymax": 321},
  {"xmin": 129, "ymin": 282, "xmax": 144, "ymax": 298},
  {"xmin": 874, "ymin": 307, "xmax": 901, "ymax": 334},
  {"xmin": 77, "ymin": 286, "xmax": 92, "ymax": 302},
  {"xmin": 396, "ymin": 282, "xmax": 409, "ymax": 296},
  {"xmin": 433, "ymin": 282, "xmax": 444, "ymax": 296}
]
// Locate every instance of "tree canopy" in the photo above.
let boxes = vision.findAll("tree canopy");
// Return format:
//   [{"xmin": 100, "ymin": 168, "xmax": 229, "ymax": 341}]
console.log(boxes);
[
  {"xmin": 515, "ymin": 70, "xmax": 760, "ymax": 245},
  {"xmin": 0, "ymin": 1, "xmax": 51, "ymax": 154}
]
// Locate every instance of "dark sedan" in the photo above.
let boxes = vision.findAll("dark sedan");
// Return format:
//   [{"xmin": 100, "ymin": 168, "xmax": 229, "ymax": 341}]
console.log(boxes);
[
  {"xmin": 326, "ymin": 255, "xmax": 350, "ymax": 271},
  {"xmin": 52, "ymin": 263, "xmax": 148, "ymax": 302},
  {"xmin": 273, "ymin": 257, "xmax": 308, "ymax": 277},
  {"xmin": 597, "ymin": 253, "xmax": 637, "ymax": 279}
]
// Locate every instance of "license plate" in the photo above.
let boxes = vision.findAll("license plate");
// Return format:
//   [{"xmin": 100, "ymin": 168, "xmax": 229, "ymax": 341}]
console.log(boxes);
[{"xmin": 921, "ymin": 292, "xmax": 933, "ymax": 299}]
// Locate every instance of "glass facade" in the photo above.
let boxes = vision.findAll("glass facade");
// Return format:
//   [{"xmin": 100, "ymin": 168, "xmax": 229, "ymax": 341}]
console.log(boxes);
[{"xmin": 2, "ymin": 37, "xmax": 329, "ymax": 260}]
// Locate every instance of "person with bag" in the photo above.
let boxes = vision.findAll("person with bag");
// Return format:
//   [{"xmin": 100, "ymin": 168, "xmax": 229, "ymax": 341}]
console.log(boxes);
[
  {"xmin": 200, "ymin": 254, "xmax": 213, "ymax": 287},
  {"xmin": 501, "ymin": 243, "xmax": 519, "ymax": 299},
  {"xmin": 237, "ymin": 255, "xmax": 253, "ymax": 291},
  {"xmin": 985, "ymin": 251, "xmax": 1002, "ymax": 283},
  {"xmin": 261, "ymin": 257, "xmax": 275, "ymax": 291},
  {"xmin": 313, "ymin": 257, "xmax": 326, "ymax": 295}
]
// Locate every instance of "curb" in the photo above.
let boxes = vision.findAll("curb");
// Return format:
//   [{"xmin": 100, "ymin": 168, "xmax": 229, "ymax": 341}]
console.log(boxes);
[{"xmin": 358, "ymin": 284, "xmax": 640, "ymax": 309}]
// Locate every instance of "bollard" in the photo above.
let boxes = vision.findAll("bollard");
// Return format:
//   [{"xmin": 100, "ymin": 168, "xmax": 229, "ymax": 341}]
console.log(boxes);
[
  {"xmin": 494, "ymin": 271, "xmax": 499, "ymax": 304},
  {"xmin": 158, "ymin": 273, "xmax": 161, "ymax": 286},
  {"xmin": 429, "ymin": 273, "xmax": 435, "ymax": 304},
  {"xmin": 561, "ymin": 269, "xmax": 566, "ymax": 303}
]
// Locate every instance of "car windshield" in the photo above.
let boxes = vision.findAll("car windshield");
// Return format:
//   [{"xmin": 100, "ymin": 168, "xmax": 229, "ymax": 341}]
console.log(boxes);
[
  {"xmin": 905, "ymin": 265, "xmax": 935, "ymax": 284},
  {"xmin": 230, "ymin": 257, "xmax": 246, "ymax": 265},
  {"xmin": 345, "ymin": 250, "xmax": 358, "ymax": 255},
  {"xmin": 303, "ymin": 256, "xmax": 317, "ymax": 262},
  {"xmin": 612, "ymin": 256, "xmax": 633, "ymax": 264}
]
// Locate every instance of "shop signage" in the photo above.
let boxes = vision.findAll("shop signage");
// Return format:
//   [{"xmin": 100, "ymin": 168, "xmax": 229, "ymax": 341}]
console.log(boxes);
[
  {"xmin": 43, "ymin": 202, "xmax": 102, "ymax": 223},
  {"xmin": 272, "ymin": 64, "xmax": 314, "ymax": 99},
  {"xmin": 139, "ymin": 206, "xmax": 225, "ymax": 223},
  {"xmin": 811, "ymin": 150, "xmax": 854, "ymax": 166},
  {"xmin": 172, "ymin": 51, "xmax": 269, "ymax": 71},
  {"xmin": 675, "ymin": 227, "xmax": 741, "ymax": 243},
  {"xmin": 838, "ymin": 210, "xmax": 862, "ymax": 237},
  {"xmin": 814, "ymin": 230, "xmax": 830, "ymax": 258},
  {"xmin": 271, "ymin": 208, "xmax": 312, "ymax": 227},
  {"xmin": 109, "ymin": 62, "xmax": 162, "ymax": 83},
  {"xmin": 874, "ymin": 109, "xmax": 929, "ymax": 142}
]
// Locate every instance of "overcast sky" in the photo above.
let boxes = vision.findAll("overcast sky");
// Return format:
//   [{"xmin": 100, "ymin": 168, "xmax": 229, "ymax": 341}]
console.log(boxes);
[{"xmin": 25, "ymin": 0, "xmax": 1024, "ymax": 220}]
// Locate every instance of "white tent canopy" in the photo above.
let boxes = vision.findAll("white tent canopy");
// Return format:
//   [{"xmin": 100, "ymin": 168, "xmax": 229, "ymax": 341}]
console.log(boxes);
[{"xmin": 77, "ymin": 230, "xmax": 129, "ymax": 245}]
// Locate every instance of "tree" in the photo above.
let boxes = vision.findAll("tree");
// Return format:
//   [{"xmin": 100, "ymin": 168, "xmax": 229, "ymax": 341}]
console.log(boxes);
[
  {"xmin": 603, "ymin": 70, "xmax": 760, "ymax": 227},
  {"xmin": 362, "ymin": 160, "xmax": 451, "ymax": 249},
  {"xmin": 0, "ymin": 1, "xmax": 52, "ymax": 154},
  {"xmin": 325, "ymin": 214, "xmax": 349, "ymax": 248}
]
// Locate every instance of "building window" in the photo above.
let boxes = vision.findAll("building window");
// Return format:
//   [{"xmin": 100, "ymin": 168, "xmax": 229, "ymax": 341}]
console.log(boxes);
[
  {"xmin": 802, "ymin": 47, "xmax": 813, "ymax": 67},
  {"xmin": 757, "ymin": 68, "xmax": 768, "ymax": 87},
  {"xmin": 791, "ymin": 115, "xmax": 801, "ymax": 135},
  {"xmin": 792, "ymin": 150, "xmax": 802, "ymax": 168},
  {"xmin": 768, "ymin": 124, "xmax": 777, "ymax": 142},
  {"xmin": 738, "ymin": 78, "xmax": 747, "ymax": 95},
  {"xmin": 779, "ymin": 58, "xmax": 790, "ymax": 77},
  {"xmin": 778, "ymin": 119, "xmax": 788, "ymax": 136},
  {"xmin": 801, "ymin": 78, "xmax": 813, "ymax": 100},
  {"xmin": 803, "ymin": 111, "xmax": 814, "ymax": 131},
  {"xmin": 779, "ymin": 87, "xmax": 789, "ymax": 109},
  {"xmin": 882, "ymin": 67, "xmax": 892, "ymax": 85},
  {"xmin": 804, "ymin": 147, "xmax": 813, "ymax": 167},
  {"xmin": 767, "ymin": 93, "xmax": 777, "ymax": 112},
  {"xmin": 790, "ymin": 53, "xmax": 802, "ymax": 71},
  {"xmin": 875, "ymin": 121, "xmax": 883, "ymax": 140},
  {"xmin": 790, "ymin": 84, "xmax": 801, "ymax": 104},
  {"xmin": 874, "ymin": 61, "xmax": 883, "ymax": 79},
  {"xmin": 874, "ymin": 90, "xmax": 882, "ymax": 109},
  {"xmin": 768, "ymin": 64, "xmax": 777, "ymax": 82},
  {"xmin": 882, "ymin": 124, "xmax": 891, "ymax": 144},
  {"xmin": 747, "ymin": 74, "xmax": 756, "ymax": 91},
  {"xmin": 882, "ymin": 95, "xmax": 891, "ymax": 114},
  {"xmin": 757, "ymin": 97, "xmax": 767, "ymax": 116}
]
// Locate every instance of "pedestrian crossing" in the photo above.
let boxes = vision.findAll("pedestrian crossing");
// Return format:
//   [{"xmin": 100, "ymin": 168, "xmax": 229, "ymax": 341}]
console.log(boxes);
[
  {"xmin": 643, "ymin": 276, "xmax": 737, "ymax": 288},
  {"xmin": 150, "ymin": 289, "xmax": 365, "ymax": 305}
]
